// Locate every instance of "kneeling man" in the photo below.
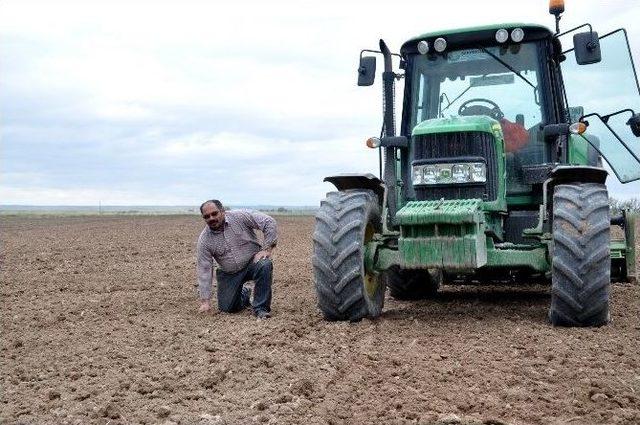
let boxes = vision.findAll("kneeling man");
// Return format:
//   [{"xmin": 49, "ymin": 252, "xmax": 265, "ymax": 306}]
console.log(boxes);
[{"xmin": 196, "ymin": 199, "xmax": 277, "ymax": 319}]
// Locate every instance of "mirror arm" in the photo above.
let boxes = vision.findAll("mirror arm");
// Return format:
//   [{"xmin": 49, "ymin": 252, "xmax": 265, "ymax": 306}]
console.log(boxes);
[
  {"xmin": 359, "ymin": 49, "xmax": 402, "ymax": 61},
  {"xmin": 558, "ymin": 22, "xmax": 594, "ymax": 55},
  {"xmin": 582, "ymin": 109, "xmax": 635, "ymax": 125},
  {"xmin": 557, "ymin": 22, "xmax": 593, "ymax": 40}
]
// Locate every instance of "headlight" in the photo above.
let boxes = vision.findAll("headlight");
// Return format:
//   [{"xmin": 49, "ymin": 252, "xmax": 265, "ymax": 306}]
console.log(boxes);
[
  {"xmin": 470, "ymin": 163, "xmax": 486, "ymax": 182},
  {"xmin": 412, "ymin": 166, "xmax": 424, "ymax": 184},
  {"xmin": 451, "ymin": 164, "xmax": 470, "ymax": 182},
  {"xmin": 412, "ymin": 162, "xmax": 486, "ymax": 185},
  {"xmin": 423, "ymin": 165, "xmax": 438, "ymax": 184}
]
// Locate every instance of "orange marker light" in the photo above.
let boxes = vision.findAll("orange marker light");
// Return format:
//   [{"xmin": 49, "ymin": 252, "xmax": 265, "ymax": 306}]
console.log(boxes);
[
  {"xmin": 569, "ymin": 122, "xmax": 587, "ymax": 135},
  {"xmin": 366, "ymin": 137, "xmax": 381, "ymax": 148},
  {"xmin": 549, "ymin": 0, "xmax": 565, "ymax": 15}
]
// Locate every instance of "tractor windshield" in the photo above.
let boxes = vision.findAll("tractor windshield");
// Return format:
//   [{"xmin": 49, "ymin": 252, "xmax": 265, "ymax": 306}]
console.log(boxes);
[{"xmin": 410, "ymin": 42, "xmax": 546, "ymax": 194}]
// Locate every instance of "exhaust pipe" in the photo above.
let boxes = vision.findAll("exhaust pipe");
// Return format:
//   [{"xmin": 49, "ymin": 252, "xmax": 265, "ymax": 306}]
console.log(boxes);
[{"xmin": 379, "ymin": 39, "xmax": 397, "ymax": 226}]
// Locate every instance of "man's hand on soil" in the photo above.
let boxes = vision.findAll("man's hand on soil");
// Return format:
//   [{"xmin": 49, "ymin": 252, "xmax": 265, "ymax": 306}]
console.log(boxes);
[
  {"xmin": 253, "ymin": 249, "xmax": 271, "ymax": 262},
  {"xmin": 199, "ymin": 300, "xmax": 211, "ymax": 313}
]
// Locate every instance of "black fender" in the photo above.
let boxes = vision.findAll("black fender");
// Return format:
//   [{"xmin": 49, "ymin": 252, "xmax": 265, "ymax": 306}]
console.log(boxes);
[
  {"xmin": 550, "ymin": 165, "xmax": 608, "ymax": 185},
  {"xmin": 323, "ymin": 173, "xmax": 385, "ymax": 204},
  {"xmin": 543, "ymin": 166, "xmax": 609, "ymax": 229}
]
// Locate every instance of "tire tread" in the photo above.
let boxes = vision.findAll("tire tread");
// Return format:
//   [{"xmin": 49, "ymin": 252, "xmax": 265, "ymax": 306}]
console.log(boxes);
[
  {"xmin": 312, "ymin": 190, "xmax": 384, "ymax": 321},
  {"xmin": 550, "ymin": 183, "xmax": 610, "ymax": 327}
]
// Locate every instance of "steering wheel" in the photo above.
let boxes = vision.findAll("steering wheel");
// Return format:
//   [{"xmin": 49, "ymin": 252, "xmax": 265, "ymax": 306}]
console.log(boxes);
[{"xmin": 458, "ymin": 98, "xmax": 504, "ymax": 121}]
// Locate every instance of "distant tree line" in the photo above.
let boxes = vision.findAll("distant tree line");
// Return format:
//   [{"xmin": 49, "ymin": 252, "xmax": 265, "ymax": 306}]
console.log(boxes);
[{"xmin": 609, "ymin": 197, "xmax": 640, "ymax": 215}]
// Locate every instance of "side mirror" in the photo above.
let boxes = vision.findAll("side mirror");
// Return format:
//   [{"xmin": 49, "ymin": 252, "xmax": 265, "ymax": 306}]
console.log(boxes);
[
  {"xmin": 357, "ymin": 56, "xmax": 376, "ymax": 86},
  {"xmin": 627, "ymin": 114, "xmax": 640, "ymax": 137},
  {"xmin": 573, "ymin": 31, "xmax": 601, "ymax": 65}
]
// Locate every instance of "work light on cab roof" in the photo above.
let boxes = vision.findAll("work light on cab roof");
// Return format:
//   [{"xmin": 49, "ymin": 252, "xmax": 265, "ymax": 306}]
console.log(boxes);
[
  {"xmin": 433, "ymin": 37, "xmax": 447, "ymax": 52},
  {"xmin": 495, "ymin": 28, "xmax": 509, "ymax": 43},
  {"xmin": 511, "ymin": 27, "xmax": 525, "ymax": 42},
  {"xmin": 417, "ymin": 40, "xmax": 429, "ymax": 55}
]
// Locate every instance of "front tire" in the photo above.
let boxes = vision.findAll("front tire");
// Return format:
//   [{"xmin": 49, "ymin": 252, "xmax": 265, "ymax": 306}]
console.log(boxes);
[
  {"xmin": 549, "ymin": 183, "xmax": 610, "ymax": 327},
  {"xmin": 312, "ymin": 190, "xmax": 385, "ymax": 321},
  {"xmin": 386, "ymin": 266, "xmax": 441, "ymax": 300}
]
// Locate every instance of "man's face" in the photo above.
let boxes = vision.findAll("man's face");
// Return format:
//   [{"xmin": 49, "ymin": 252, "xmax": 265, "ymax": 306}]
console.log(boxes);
[{"xmin": 202, "ymin": 203, "xmax": 225, "ymax": 230}]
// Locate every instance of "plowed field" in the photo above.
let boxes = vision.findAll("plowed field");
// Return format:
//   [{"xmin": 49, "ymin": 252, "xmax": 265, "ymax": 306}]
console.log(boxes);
[{"xmin": 1, "ymin": 215, "xmax": 639, "ymax": 425}]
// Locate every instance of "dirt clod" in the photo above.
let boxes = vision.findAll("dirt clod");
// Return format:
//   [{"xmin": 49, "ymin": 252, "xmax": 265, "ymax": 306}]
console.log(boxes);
[
  {"xmin": 199, "ymin": 413, "xmax": 226, "ymax": 424},
  {"xmin": 252, "ymin": 401, "xmax": 268, "ymax": 411},
  {"xmin": 157, "ymin": 405, "xmax": 172, "ymax": 418},
  {"xmin": 201, "ymin": 368, "xmax": 226, "ymax": 389},
  {"xmin": 99, "ymin": 403, "xmax": 120, "ymax": 419},
  {"xmin": 437, "ymin": 413, "xmax": 462, "ymax": 424},
  {"xmin": 290, "ymin": 378, "xmax": 314, "ymax": 397},
  {"xmin": 275, "ymin": 394, "xmax": 293, "ymax": 404},
  {"xmin": 75, "ymin": 392, "xmax": 90, "ymax": 401},
  {"xmin": 591, "ymin": 393, "xmax": 609, "ymax": 403}
]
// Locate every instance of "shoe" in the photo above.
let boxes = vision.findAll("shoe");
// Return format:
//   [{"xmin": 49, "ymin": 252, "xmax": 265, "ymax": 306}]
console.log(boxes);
[
  {"xmin": 255, "ymin": 310, "xmax": 271, "ymax": 320},
  {"xmin": 242, "ymin": 287, "xmax": 252, "ymax": 309}
]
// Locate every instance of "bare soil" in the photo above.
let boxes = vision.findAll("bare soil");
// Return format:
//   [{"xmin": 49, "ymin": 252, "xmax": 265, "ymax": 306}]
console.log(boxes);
[{"xmin": 1, "ymin": 215, "xmax": 639, "ymax": 425}]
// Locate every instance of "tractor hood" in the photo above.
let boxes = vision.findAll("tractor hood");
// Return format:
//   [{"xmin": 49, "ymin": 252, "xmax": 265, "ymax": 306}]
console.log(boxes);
[{"xmin": 412, "ymin": 115, "xmax": 501, "ymax": 137}]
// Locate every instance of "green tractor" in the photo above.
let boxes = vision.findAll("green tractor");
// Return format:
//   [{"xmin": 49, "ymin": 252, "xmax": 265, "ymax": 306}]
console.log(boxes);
[{"xmin": 312, "ymin": 1, "xmax": 640, "ymax": 327}]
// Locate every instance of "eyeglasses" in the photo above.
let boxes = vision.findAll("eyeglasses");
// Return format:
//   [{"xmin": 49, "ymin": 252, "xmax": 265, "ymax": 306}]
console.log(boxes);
[{"xmin": 202, "ymin": 213, "xmax": 218, "ymax": 220}]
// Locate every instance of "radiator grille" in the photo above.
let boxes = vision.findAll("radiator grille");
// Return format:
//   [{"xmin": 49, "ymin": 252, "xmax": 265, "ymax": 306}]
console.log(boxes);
[{"xmin": 413, "ymin": 131, "xmax": 498, "ymax": 201}]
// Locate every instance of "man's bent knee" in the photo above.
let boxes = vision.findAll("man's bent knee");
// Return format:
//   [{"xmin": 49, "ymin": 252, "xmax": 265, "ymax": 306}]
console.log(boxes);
[
  {"xmin": 218, "ymin": 303, "xmax": 242, "ymax": 313},
  {"xmin": 217, "ymin": 295, "xmax": 243, "ymax": 313}
]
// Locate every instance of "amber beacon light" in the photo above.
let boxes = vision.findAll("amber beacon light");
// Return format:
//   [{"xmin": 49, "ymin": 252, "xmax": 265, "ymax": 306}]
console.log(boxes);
[{"xmin": 549, "ymin": 0, "xmax": 565, "ymax": 15}]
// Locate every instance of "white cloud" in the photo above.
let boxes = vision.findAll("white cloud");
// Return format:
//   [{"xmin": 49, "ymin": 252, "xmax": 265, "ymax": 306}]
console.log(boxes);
[
  {"xmin": 159, "ymin": 132, "xmax": 274, "ymax": 158},
  {"xmin": 93, "ymin": 102, "xmax": 155, "ymax": 121}
]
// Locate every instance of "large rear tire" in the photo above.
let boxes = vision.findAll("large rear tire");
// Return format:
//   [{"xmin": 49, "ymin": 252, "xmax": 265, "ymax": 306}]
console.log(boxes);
[
  {"xmin": 549, "ymin": 183, "xmax": 610, "ymax": 327},
  {"xmin": 387, "ymin": 266, "xmax": 441, "ymax": 300},
  {"xmin": 312, "ymin": 190, "xmax": 385, "ymax": 321}
]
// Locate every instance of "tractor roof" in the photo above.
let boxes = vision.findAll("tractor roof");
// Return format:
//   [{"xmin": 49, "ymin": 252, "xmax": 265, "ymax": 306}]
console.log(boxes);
[
  {"xmin": 401, "ymin": 23, "xmax": 552, "ymax": 53},
  {"xmin": 405, "ymin": 23, "xmax": 551, "ymax": 43}
]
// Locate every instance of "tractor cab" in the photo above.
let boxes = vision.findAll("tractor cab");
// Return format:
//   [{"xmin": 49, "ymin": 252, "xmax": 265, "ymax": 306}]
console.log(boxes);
[{"xmin": 401, "ymin": 24, "xmax": 554, "ymax": 201}]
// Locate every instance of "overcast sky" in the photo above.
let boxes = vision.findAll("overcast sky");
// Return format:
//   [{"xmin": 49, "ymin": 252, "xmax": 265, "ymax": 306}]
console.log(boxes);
[{"xmin": 1, "ymin": 0, "xmax": 639, "ymax": 206}]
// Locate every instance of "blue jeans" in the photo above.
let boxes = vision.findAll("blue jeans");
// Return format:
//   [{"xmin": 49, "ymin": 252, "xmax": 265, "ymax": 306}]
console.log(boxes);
[{"xmin": 216, "ymin": 258, "xmax": 273, "ymax": 314}]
